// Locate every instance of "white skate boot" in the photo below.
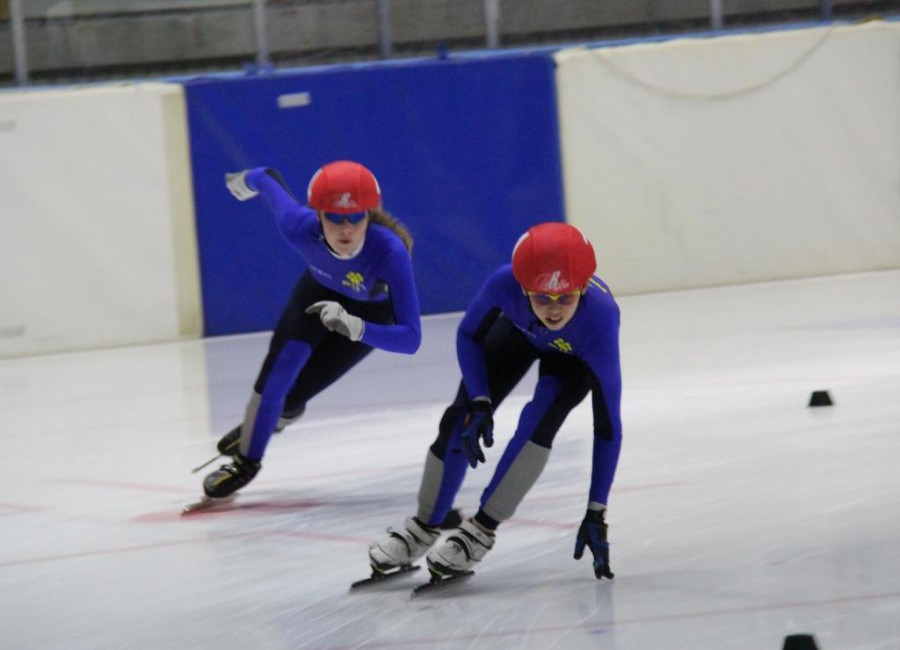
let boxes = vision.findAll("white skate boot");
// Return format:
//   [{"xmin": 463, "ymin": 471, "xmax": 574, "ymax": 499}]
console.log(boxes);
[
  {"xmin": 368, "ymin": 517, "xmax": 441, "ymax": 573},
  {"xmin": 426, "ymin": 518, "xmax": 495, "ymax": 578}
]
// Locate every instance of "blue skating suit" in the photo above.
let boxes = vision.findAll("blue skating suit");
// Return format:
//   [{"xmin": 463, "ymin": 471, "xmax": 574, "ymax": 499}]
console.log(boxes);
[
  {"xmin": 417, "ymin": 264, "xmax": 622, "ymax": 527},
  {"xmin": 236, "ymin": 168, "xmax": 421, "ymax": 461}
]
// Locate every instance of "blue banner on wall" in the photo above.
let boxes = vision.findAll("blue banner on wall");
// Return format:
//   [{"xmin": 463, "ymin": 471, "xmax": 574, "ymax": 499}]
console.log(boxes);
[{"xmin": 184, "ymin": 53, "xmax": 564, "ymax": 336}]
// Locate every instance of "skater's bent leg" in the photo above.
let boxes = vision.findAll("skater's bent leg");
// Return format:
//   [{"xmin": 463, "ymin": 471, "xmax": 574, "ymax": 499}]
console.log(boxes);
[
  {"xmin": 417, "ymin": 448, "xmax": 469, "ymax": 527},
  {"xmin": 416, "ymin": 320, "xmax": 541, "ymax": 528},
  {"xmin": 479, "ymin": 441, "xmax": 551, "ymax": 524},
  {"xmin": 479, "ymin": 371, "xmax": 589, "ymax": 524},
  {"xmin": 281, "ymin": 335, "xmax": 374, "ymax": 421},
  {"xmin": 242, "ymin": 340, "xmax": 311, "ymax": 460},
  {"xmin": 275, "ymin": 404, "xmax": 306, "ymax": 432},
  {"xmin": 417, "ymin": 400, "xmax": 468, "ymax": 527}
]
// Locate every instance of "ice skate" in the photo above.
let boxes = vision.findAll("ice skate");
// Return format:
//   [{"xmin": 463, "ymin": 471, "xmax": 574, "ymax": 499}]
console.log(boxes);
[
  {"xmin": 368, "ymin": 517, "xmax": 441, "ymax": 574},
  {"xmin": 181, "ymin": 493, "xmax": 237, "ymax": 515},
  {"xmin": 213, "ymin": 425, "xmax": 242, "ymax": 456},
  {"xmin": 350, "ymin": 564, "xmax": 421, "ymax": 591},
  {"xmin": 202, "ymin": 453, "xmax": 260, "ymax": 498},
  {"xmin": 188, "ymin": 425, "xmax": 245, "ymax": 474},
  {"xmin": 425, "ymin": 518, "xmax": 495, "ymax": 579},
  {"xmin": 411, "ymin": 569, "xmax": 475, "ymax": 596},
  {"xmin": 191, "ymin": 408, "xmax": 305, "ymax": 474},
  {"xmin": 216, "ymin": 405, "xmax": 304, "ymax": 457}
]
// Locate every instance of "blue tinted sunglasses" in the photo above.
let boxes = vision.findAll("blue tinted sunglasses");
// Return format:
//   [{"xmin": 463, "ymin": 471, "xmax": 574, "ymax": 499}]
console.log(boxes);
[
  {"xmin": 526, "ymin": 290, "xmax": 582, "ymax": 306},
  {"xmin": 323, "ymin": 211, "xmax": 368, "ymax": 225}
]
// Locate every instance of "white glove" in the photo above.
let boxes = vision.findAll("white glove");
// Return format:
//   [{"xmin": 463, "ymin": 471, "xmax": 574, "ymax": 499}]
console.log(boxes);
[
  {"xmin": 225, "ymin": 170, "xmax": 258, "ymax": 201},
  {"xmin": 304, "ymin": 301, "xmax": 365, "ymax": 342}
]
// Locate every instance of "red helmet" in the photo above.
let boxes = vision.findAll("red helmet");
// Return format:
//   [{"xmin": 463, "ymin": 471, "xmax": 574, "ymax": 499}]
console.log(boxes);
[
  {"xmin": 511, "ymin": 222, "xmax": 596, "ymax": 293},
  {"xmin": 307, "ymin": 161, "xmax": 381, "ymax": 213}
]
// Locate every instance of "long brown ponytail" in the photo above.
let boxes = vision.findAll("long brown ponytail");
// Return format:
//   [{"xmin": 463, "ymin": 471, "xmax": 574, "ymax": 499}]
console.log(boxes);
[{"xmin": 369, "ymin": 208, "xmax": 414, "ymax": 254}]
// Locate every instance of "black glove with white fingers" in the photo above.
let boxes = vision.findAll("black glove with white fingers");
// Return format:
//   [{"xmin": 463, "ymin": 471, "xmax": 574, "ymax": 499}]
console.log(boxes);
[
  {"xmin": 305, "ymin": 301, "xmax": 365, "ymax": 342},
  {"xmin": 225, "ymin": 170, "xmax": 259, "ymax": 201},
  {"xmin": 573, "ymin": 508, "xmax": 614, "ymax": 580},
  {"xmin": 461, "ymin": 398, "xmax": 494, "ymax": 469}
]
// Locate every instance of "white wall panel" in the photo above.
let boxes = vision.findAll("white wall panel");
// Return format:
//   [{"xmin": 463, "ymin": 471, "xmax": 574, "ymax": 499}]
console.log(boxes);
[
  {"xmin": 556, "ymin": 21, "xmax": 900, "ymax": 294},
  {"xmin": 0, "ymin": 82, "xmax": 201, "ymax": 358}
]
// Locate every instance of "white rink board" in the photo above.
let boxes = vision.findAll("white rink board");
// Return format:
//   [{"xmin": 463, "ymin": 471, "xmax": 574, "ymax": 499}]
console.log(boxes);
[
  {"xmin": 0, "ymin": 82, "xmax": 201, "ymax": 358},
  {"xmin": 556, "ymin": 21, "xmax": 900, "ymax": 295}
]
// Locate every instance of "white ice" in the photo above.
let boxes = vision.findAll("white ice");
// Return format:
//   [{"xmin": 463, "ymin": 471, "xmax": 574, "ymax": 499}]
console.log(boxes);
[{"xmin": 1, "ymin": 270, "xmax": 899, "ymax": 650}]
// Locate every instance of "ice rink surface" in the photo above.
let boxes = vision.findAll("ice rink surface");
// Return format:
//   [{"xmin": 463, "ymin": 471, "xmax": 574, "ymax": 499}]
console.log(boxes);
[{"xmin": 2, "ymin": 270, "xmax": 899, "ymax": 650}]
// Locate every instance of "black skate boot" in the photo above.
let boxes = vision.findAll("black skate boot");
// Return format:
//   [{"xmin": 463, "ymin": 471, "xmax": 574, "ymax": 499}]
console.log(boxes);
[
  {"xmin": 203, "ymin": 453, "xmax": 260, "ymax": 498},
  {"xmin": 215, "ymin": 406, "xmax": 305, "ymax": 457},
  {"xmin": 216, "ymin": 425, "xmax": 242, "ymax": 456}
]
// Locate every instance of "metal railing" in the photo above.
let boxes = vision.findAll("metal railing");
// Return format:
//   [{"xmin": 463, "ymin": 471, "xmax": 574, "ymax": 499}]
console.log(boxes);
[
  {"xmin": 2, "ymin": 0, "xmax": 852, "ymax": 88},
  {"xmin": 9, "ymin": 0, "xmax": 28, "ymax": 85}
]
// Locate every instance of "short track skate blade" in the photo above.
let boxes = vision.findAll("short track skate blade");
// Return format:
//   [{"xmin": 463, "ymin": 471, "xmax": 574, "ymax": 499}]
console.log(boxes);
[
  {"xmin": 349, "ymin": 565, "xmax": 420, "ymax": 591},
  {"xmin": 181, "ymin": 494, "xmax": 236, "ymax": 515},
  {"xmin": 411, "ymin": 570, "xmax": 474, "ymax": 596},
  {"xmin": 190, "ymin": 453, "xmax": 223, "ymax": 474}
]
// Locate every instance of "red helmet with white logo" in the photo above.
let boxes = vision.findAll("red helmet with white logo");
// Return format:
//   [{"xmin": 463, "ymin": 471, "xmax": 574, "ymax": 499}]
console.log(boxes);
[
  {"xmin": 307, "ymin": 161, "xmax": 381, "ymax": 213},
  {"xmin": 511, "ymin": 222, "xmax": 596, "ymax": 293}
]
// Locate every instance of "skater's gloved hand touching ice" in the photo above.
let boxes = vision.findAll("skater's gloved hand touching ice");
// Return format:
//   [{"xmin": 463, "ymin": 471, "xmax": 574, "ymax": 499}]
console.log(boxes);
[
  {"xmin": 461, "ymin": 398, "xmax": 494, "ymax": 468},
  {"xmin": 574, "ymin": 508, "xmax": 614, "ymax": 580},
  {"xmin": 305, "ymin": 301, "xmax": 365, "ymax": 341},
  {"xmin": 225, "ymin": 170, "xmax": 259, "ymax": 201}
]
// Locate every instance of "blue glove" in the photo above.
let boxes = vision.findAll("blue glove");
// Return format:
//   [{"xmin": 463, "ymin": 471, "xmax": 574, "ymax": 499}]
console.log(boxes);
[
  {"xmin": 573, "ymin": 509, "xmax": 614, "ymax": 580},
  {"xmin": 461, "ymin": 399, "xmax": 494, "ymax": 469}
]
